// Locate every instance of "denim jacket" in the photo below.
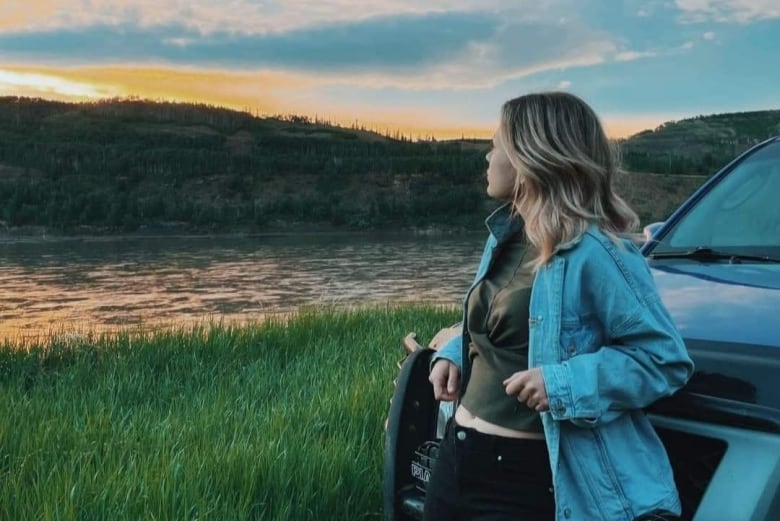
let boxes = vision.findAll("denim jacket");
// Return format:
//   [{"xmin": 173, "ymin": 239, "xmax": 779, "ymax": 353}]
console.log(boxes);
[{"xmin": 433, "ymin": 204, "xmax": 694, "ymax": 521}]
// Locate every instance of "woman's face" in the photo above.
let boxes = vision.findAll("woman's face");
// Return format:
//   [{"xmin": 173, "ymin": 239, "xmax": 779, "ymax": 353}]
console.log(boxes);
[{"xmin": 485, "ymin": 133, "xmax": 517, "ymax": 201}]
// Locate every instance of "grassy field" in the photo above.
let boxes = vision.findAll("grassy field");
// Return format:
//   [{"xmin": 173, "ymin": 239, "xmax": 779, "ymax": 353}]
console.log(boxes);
[{"xmin": 0, "ymin": 305, "xmax": 459, "ymax": 521}]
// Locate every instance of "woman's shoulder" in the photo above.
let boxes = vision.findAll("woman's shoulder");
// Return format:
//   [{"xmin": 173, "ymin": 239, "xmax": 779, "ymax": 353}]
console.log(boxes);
[
  {"xmin": 563, "ymin": 226, "xmax": 650, "ymax": 282},
  {"xmin": 584, "ymin": 226, "xmax": 643, "ymax": 255}
]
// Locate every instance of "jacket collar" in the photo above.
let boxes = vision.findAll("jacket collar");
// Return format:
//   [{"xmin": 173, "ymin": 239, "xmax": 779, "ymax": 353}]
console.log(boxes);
[{"xmin": 485, "ymin": 202, "xmax": 524, "ymax": 244}]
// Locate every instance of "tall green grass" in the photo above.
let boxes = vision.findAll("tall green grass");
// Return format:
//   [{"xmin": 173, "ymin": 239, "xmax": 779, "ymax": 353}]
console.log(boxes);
[{"xmin": 0, "ymin": 305, "xmax": 458, "ymax": 521}]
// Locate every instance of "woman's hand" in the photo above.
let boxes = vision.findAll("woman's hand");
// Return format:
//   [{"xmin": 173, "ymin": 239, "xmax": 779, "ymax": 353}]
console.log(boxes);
[
  {"xmin": 429, "ymin": 359, "xmax": 460, "ymax": 402},
  {"xmin": 503, "ymin": 368, "xmax": 550, "ymax": 412}
]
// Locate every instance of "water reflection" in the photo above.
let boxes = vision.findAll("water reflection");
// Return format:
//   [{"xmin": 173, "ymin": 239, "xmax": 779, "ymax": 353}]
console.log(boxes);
[{"xmin": 0, "ymin": 233, "xmax": 484, "ymax": 340}]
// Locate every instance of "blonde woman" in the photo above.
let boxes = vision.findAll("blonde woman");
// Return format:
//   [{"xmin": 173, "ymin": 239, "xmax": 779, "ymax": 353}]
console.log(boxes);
[{"xmin": 425, "ymin": 92, "xmax": 693, "ymax": 521}]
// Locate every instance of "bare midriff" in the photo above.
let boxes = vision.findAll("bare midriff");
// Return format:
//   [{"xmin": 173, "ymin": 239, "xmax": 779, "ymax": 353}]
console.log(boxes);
[{"xmin": 454, "ymin": 405, "xmax": 545, "ymax": 440}]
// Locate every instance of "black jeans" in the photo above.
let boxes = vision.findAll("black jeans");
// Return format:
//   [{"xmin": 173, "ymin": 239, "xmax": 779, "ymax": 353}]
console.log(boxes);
[
  {"xmin": 423, "ymin": 419, "xmax": 555, "ymax": 521},
  {"xmin": 423, "ymin": 420, "xmax": 682, "ymax": 521}
]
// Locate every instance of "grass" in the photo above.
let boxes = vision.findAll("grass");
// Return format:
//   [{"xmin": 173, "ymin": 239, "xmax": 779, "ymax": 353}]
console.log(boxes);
[{"xmin": 0, "ymin": 305, "xmax": 459, "ymax": 521}]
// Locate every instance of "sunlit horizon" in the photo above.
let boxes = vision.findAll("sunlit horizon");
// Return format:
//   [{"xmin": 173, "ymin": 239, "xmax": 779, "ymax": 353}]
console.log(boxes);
[{"xmin": 0, "ymin": 65, "xmax": 674, "ymax": 140}]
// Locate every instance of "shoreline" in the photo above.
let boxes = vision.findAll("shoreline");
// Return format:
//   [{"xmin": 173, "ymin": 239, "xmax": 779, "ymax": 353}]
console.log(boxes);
[
  {"xmin": 0, "ymin": 222, "xmax": 483, "ymax": 243},
  {"xmin": 0, "ymin": 302, "xmax": 459, "ymax": 346}
]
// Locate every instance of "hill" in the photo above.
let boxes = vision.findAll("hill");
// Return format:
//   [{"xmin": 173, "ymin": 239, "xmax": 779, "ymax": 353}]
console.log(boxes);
[
  {"xmin": 0, "ymin": 97, "xmax": 490, "ymax": 234},
  {"xmin": 3, "ymin": 97, "xmax": 774, "ymax": 235},
  {"xmin": 620, "ymin": 109, "xmax": 780, "ymax": 175}
]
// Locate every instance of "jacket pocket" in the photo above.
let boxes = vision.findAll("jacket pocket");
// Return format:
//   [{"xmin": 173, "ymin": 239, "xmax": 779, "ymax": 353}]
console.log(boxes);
[{"xmin": 559, "ymin": 318, "xmax": 601, "ymax": 361}]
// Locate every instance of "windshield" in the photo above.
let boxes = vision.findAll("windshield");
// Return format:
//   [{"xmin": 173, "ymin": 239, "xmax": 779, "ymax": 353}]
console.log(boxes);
[{"xmin": 650, "ymin": 141, "xmax": 780, "ymax": 259}]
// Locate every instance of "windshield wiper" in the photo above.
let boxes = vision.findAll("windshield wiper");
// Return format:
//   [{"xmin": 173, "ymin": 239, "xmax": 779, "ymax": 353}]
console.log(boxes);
[{"xmin": 650, "ymin": 247, "xmax": 780, "ymax": 264}]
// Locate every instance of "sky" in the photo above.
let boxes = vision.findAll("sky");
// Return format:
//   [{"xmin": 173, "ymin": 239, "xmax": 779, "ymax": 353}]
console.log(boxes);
[{"xmin": 1, "ymin": 0, "xmax": 779, "ymax": 139}]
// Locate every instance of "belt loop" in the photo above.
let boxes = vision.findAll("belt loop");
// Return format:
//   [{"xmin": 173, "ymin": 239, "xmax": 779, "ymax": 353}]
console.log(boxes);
[{"xmin": 444, "ymin": 416, "xmax": 455, "ymax": 439}]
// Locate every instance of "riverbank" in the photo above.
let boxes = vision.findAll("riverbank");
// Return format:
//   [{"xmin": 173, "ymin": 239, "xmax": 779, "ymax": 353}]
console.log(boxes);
[
  {"xmin": 0, "ymin": 221, "xmax": 481, "ymax": 242},
  {"xmin": 0, "ymin": 305, "xmax": 458, "ymax": 521}
]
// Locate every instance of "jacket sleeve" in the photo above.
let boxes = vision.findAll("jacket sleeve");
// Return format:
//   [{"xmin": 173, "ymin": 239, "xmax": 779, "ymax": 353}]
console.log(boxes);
[
  {"xmin": 540, "ymin": 247, "xmax": 694, "ymax": 427},
  {"xmin": 430, "ymin": 329, "xmax": 463, "ymax": 373}
]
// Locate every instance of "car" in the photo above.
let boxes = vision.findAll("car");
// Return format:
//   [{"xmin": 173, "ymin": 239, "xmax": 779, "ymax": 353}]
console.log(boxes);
[{"xmin": 384, "ymin": 136, "xmax": 780, "ymax": 521}]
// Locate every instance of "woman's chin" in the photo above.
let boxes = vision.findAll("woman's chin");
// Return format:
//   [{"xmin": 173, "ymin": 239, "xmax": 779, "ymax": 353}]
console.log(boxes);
[{"xmin": 486, "ymin": 187, "xmax": 511, "ymax": 201}]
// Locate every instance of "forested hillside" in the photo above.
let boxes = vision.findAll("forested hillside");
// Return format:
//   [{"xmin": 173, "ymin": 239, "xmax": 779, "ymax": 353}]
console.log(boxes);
[
  {"xmin": 3, "ymin": 97, "xmax": 774, "ymax": 235},
  {"xmin": 0, "ymin": 97, "xmax": 487, "ymax": 233}
]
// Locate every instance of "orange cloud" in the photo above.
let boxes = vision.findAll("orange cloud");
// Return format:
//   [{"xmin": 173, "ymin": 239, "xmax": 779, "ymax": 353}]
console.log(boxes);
[
  {"xmin": 0, "ymin": 1, "xmax": 61, "ymax": 31},
  {"xmin": 0, "ymin": 64, "xmax": 316, "ymax": 113}
]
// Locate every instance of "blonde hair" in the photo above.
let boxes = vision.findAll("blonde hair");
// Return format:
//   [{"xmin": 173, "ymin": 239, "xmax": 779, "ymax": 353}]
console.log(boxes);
[{"xmin": 498, "ymin": 92, "xmax": 639, "ymax": 270}]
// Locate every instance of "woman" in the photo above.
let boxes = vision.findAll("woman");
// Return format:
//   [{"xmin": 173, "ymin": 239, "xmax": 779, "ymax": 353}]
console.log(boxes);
[{"xmin": 424, "ymin": 92, "xmax": 694, "ymax": 521}]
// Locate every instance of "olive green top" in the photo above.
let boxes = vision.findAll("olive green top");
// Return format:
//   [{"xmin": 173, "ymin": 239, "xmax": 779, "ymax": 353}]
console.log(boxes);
[{"xmin": 460, "ymin": 231, "xmax": 543, "ymax": 433}]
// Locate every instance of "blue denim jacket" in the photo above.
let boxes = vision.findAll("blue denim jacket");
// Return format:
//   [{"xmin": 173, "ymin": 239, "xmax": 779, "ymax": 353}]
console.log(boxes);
[{"xmin": 433, "ymin": 204, "xmax": 694, "ymax": 521}]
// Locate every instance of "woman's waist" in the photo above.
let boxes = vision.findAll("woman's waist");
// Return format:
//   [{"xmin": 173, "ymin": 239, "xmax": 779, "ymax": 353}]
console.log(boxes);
[{"xmin": 454, "ymin": 405, "xmax": 545, "ymax": 440}]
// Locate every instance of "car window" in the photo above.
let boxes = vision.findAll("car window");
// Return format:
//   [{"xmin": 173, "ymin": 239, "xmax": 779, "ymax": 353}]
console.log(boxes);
[{"xmin": 652, "ymin": 141, "xmax": 780, "ymax": 256}]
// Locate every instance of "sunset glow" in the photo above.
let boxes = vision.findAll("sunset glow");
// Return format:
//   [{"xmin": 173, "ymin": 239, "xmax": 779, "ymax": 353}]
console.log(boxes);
[
  {"xmin": 0, "ymin": 64, "xmax": 495, "ymax": 139},
  {"xmin": 1, "ymin": 0, "xmax": 778, "ymax": 138},
  {"xmin": 0, "ymin": 69, "xmax": 117, "ymax": 99}
]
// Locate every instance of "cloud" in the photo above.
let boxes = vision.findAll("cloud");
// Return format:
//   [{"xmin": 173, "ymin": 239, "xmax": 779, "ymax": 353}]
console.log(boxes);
[
  {"xmin": 0, "ymin": 11, "xmax": 647, "ymax": 90},
  {"xmin": 615, "ymin": 50, "xmax": 658, "ymax": 62},
  {"xmin": 0, "ymin": 13, "xmax": 496, "ymax": 69},
  {"xmin": 675, "ymin": 0, "xmax": 780, "ymax": 23},
  {"xmin": 681, "ymin": 41, "xmax": 695, "ymax": 49},
  {"xmin": 370, "ymin": 18, "xmax": 621, "ymax": 89},
  {"xmin": 556, "ymin": 80, "xmax": 572, "ymax": 90},
  {"xmin": 633, "ymin": 1, "xmax": 673, "ymax": 19},
  {"xmin": 0, "ymin": 0, "xmax": 550, "ymax": 34},
  {"xmin": 703, "ymin": 31, "xmax": 716, "ymax": 39}
]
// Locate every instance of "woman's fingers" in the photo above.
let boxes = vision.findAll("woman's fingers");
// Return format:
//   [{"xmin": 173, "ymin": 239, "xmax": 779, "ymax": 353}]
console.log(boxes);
[
  {"xmin": 517, "ymin": 382, "xmax": 534, "ymax": 403},
  {"xmin": 503, "ymin": 371, "xmax": 527, "ymax": 395},
  {"xmin": 504, "ymin": 369, "xmax": 549, "ymax": 411},
  {"xmin": 429, "ymin": 360, "xmax": 448, "ymax": 400},
  {"xmin": 429, "ymin": 360, "xmax": 460, "ymax": 402},
  {"xmin": 447, "ymin": 363, "xmax": 460, "ymax": 396}
]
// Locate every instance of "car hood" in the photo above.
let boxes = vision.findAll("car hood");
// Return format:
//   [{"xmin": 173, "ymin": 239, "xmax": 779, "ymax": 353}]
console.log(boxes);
[
  {"xmin": 650, "ymin": 261, "xmax": 780, "ymax": 348},
  {"xmin": 650, "ymin": 261, "xmax": 780, "ymax": 427}
]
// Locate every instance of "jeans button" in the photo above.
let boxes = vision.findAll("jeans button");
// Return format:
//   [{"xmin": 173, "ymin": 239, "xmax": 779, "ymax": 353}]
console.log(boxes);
[
  {"xmin": 456, "ymin": 430, "xmax": 467, "ymax": 441},
  {"xmin": 563, "ymin": 507, "xmax": 571, "ymax": 519}
]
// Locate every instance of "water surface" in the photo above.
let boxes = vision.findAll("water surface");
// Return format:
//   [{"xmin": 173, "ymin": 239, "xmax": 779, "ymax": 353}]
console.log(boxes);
[{"xmin": 0, "ymin": 233, "xmax": 484, "ymax": 340}]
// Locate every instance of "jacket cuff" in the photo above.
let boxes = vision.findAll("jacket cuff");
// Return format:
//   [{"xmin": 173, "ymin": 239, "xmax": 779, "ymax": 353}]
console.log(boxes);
[
  {"xmin": 541, "ymin": 364, "xmax": 576, "ymax": 421},
  {"xmin": 429, "ymin": 335, "xmax": 463, "ymax": 373}
]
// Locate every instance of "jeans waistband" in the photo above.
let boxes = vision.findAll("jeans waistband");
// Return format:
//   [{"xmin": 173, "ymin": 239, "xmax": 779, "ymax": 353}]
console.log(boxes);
[{"xmin": 448, "ymin": 418, "xmax": 549, "ymax": 454}]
